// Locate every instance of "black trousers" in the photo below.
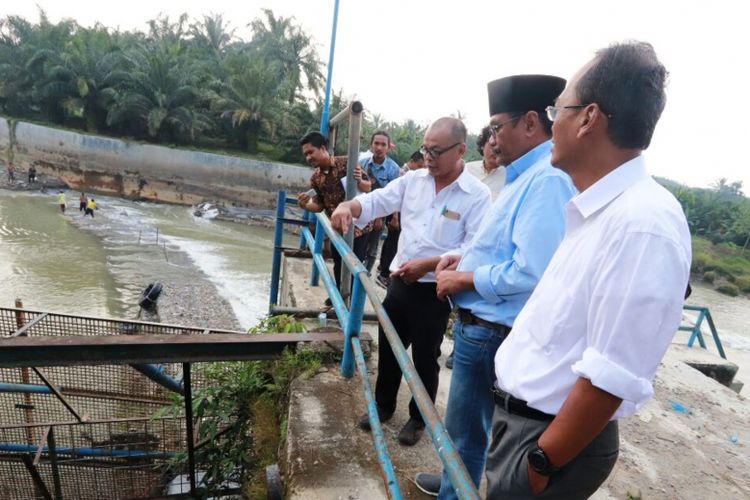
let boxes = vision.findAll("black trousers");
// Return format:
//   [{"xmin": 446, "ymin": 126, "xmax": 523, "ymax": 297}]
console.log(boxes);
[
  {"xmin": 375, "ymin": 277, "xmax": 451, "ymax": 423},
  {"xmin": 378, "ymin": 226, "xmax": 400, "ymax": 278},
  {"xmin": 332, "ymin": 233, "xmax": 368, "ymax": 289}
]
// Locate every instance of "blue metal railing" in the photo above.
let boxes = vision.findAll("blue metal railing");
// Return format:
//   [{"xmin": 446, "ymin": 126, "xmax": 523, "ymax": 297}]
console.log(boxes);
[
  {"xmin": 269, "ymin": 191, "xmax": 480, "ymax": 500},
  {"xmin": 679, "ymin": 305, "xmax": 727, "ymax": 359}
]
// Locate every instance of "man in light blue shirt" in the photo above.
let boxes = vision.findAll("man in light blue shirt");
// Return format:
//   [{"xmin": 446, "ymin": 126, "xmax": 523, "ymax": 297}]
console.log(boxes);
[
  {"xmin": 414, "ymin": 75, "xmax": 577, "ymax": 499},
  {"xmin": 359, "ymin": 131, "xmax": 401, "ymax": 273}
]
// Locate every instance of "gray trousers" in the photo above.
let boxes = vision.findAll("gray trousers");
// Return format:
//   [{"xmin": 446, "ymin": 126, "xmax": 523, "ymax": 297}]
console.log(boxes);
[{"xmin": 486, "ymin": 406, "xmax": 619, "ymax": 499}]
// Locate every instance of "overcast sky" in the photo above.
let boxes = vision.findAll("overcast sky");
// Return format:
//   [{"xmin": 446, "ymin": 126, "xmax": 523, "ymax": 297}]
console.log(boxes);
[{"xmin": 6, "ymin": 1, "xmax": 749, "ymax": 190}]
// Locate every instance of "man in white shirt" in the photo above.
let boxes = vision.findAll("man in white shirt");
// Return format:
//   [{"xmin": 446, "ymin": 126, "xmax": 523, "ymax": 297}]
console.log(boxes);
[
  {"xmin": 485, "ymin": 42, "xmax": 691, "ymax": 499},
  {"xmin": 331, "ymin": 117, "xmax": 491, "ymax": 446},
  {"xmin": 464, "ymin": 125, "xmax": 505, "ymax": 201}
]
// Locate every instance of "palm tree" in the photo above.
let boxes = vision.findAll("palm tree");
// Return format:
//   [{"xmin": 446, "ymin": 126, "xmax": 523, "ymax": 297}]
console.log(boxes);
[
  {"xmin": 106, "ymin": 43, "xmax": 211, "ymax": 143},
  {"xmin": 41, "ymin": 26, "xmax": 123, "ymax": 131},
  {"xmin": 208, "ymin": 55, "xmax": 288, "ymax": 152},
  {"xmin": 249, "ymin": 9, "xmax": 323, "ymax": 104}
]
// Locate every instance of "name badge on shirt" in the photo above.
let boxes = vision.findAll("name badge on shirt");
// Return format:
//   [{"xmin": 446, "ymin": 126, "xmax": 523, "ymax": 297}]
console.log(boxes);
[{"xmin": 442, "ymin": 206, "xmax": 461, "ymax": 221}]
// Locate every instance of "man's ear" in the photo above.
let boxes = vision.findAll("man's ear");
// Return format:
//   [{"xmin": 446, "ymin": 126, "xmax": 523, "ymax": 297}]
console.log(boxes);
[
  {"xmin": 524, "ymin": 111, "xmax": 540, "ymax": 135},
  {"xmin": 458, "ymin": 143, "xmax": 467, "ymax": 156},
  {"xmin": 576, "ymin": 104, "xmax": 601, "ymax": 139}
]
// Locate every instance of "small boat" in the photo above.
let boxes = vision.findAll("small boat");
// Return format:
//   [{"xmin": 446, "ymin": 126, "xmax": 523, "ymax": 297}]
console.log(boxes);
[{"xmin": 139, "ymin": 282, "xmax": 163, "ymax": 309}]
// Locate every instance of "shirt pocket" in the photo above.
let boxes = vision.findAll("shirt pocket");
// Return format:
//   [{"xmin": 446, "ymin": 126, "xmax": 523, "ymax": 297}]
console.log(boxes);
[
  {"xmin": 434, "ymin": 215, "xmax": 464, "ymax": 247},
  {"xmin": 526, "ymin": 290, "xmax": 580, "ymax": 348}
]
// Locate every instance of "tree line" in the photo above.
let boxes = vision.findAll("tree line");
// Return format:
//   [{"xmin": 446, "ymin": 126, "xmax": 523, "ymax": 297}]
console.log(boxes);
[{"xmin": 1, "ymin": 9, "xmax": 472, "ymax": 166}]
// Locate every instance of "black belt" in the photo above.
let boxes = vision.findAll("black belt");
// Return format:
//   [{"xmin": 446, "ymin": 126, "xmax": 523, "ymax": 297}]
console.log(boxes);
[
  {"xmin": 457, "ymin": 308, "xmax": 511, "ymax": 334},
  {"xmin": 492, "ymin": 385, "xmax": 555, "ymax": 421}
]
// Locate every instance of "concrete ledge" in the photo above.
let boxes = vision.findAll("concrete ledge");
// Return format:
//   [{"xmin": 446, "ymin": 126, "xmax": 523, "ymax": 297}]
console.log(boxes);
[{"xmin": 669, "ymin": 344, "xmax": 739, "ymax": 387}]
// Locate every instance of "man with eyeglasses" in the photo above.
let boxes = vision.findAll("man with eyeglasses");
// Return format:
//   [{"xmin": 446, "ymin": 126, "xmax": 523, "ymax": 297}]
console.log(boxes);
[
  {"xmin": 483, "ymin": 42, "xmax": 691, "ymax": 499},
  {"xmin": 414, "ymin": 75, "xmax": 576, "ymax": 498},
  {"xmin": 331, "ymin": 117, "xmax": 491, "ymax": 446}
]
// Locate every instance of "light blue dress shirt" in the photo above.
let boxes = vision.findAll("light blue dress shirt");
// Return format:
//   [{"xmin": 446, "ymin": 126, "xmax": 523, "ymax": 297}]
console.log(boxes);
[
  {"xmin": 359, "ymin": 156, "xmax": 401, "ymax": 189},
  {"xmin": 453, "ymin": 140, "xmax": 577, "ymax": 326}
]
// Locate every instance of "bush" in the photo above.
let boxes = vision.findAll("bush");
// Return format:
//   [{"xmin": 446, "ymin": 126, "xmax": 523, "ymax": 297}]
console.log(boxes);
[
  {"xmin": 735, "ymin": 276, "xmax": 750, "ymax": 293},
  {"xmin": 716, "ymin": 283, "xmax": 740, "ymax": 296},
  {"xmin": 702, "ymin": 271, "xmax": 717, "ymax": 284}
]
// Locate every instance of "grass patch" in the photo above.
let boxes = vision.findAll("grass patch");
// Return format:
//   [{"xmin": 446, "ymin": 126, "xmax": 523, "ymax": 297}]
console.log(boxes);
[{"xmin": 692, "ymin": 236, "xmax": 750, "ymax": 297}]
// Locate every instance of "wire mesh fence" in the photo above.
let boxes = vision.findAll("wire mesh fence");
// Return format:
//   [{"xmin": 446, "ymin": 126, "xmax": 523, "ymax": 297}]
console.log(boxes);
[
  {"xmin": 0, "ymin": 417, "xmax": 187, "ymax": 499},
  {"xmin": 0, "ymin": 307, "xmax": 232, "ymax": 499}
]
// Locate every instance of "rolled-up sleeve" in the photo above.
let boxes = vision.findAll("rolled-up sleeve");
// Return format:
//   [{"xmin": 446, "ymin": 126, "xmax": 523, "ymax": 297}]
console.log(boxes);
[
  {"xmin": 571, "ymin": 230, "xmax": 690, "ymax": 411},
  {"xmin": 473, "ymin": 175, "xmax": 575, "ymax": 303},
  {"xmin": 354, "ymin": 174, "xmax": 407, "ymax": 228}
]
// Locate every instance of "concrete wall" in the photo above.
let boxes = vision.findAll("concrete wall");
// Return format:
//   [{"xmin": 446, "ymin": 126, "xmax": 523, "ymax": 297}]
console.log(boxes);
[{"xmin": 0, "ymin": 117, "xmax": 310, "ymax": 207}]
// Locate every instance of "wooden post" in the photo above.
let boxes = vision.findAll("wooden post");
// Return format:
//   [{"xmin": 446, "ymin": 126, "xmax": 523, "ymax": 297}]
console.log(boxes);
[{"xmin": 14, "ymin": 298, "xmax": 36, "ymax": 444}]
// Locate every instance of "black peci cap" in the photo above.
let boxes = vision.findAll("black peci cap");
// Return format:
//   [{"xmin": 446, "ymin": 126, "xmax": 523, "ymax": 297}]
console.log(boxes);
[{"xmin": 487, "ymin": 75, "xmax": 566, "ymax": 117}]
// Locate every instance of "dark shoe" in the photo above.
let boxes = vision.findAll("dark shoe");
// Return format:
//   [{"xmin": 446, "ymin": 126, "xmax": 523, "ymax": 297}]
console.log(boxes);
[
  {"xmin": 445, "ymin": 350, "xmax": 454, "ymax": 369},
  {"xmin": 376, "ymin": 274, "xmax": 390, "ymax": 289},
  {"xmin": 359, "ymin": 406, "xmax": 394, "ymax": 431},
  {"xmin": 414, "ymin": 472, "xmax": 441, "ymax": 497},
  {"xmin": 398, "ymin": 417, "xmax": 425, "ymax": 446}
]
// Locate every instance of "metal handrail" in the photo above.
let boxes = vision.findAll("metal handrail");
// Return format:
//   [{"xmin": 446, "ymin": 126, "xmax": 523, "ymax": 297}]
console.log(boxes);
[
  {"xmin": 268, "ymin": 190, "xmax": 480, "ymax": 499},
  {"xmin": 679, "ymin": 305, "xmax": 727, "ymax": 359}
]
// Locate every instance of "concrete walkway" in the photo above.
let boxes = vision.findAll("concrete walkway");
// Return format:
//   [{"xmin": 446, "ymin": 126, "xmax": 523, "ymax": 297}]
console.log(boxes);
[{"xmin": 281, "ymin": 255, "xmax": 750, "ymax": 499}]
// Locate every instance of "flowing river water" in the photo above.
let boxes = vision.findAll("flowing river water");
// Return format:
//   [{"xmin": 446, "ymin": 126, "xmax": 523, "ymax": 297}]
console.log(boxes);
[
  {"xmin": 0, "ymin": 189, "xmax": 279, "ymax": 330},
  {"xmin": 1, "ymin": 188, "xmax": 749, "ymax": 355}
]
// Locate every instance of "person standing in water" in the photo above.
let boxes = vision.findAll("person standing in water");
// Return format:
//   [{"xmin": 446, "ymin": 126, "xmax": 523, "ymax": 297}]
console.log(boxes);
[
  {"xmin": 57, "ymin": 191, "xmax": 66, "ymax": 213},
  {"xmin": 85, "ymin": 198, "xmax": 97, "ymax": 218},
  {"xmin": 79, "ymin": 192, "xmax": 88, "ymax": 212}
]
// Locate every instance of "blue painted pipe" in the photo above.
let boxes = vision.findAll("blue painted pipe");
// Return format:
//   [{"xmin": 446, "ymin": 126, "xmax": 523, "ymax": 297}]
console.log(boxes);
[
  {"xmin": 319, "ymin": 0, "xmax": 341, "ymax": 138},
  {"xmin": 130, "ymin": 364, "xmax": 184, "ymax": 394},
  {"xmin": 0, "ymin": 382, "xmax": 51, "ymax": 394},
  {"xmin": 0, "ymin": 443, "xmax": 174, "ymax": 459},
  {"xmin": 269, "ymin": 190, "xmax": 287, "ymax": 312},
  {"xmin": 352, "ymin": 337, "xmax": 402, "ymax": 499}
]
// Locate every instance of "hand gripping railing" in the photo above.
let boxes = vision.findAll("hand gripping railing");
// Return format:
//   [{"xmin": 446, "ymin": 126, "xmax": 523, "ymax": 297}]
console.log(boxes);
[{"xmin": 269, "ymin": 191, "xmax": 480, "ymax": 499}]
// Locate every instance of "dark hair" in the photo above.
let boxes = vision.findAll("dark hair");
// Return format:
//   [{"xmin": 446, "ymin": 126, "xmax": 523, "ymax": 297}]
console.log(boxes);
[
  {"xmin": 576, "ymin": 41, "xmax": 667, "ymax": 149},
  {"xmin": 476, "ymin": 126, "xmax": 492, "ymax": 156},
  {"xmin": 536, "ymin": 111, "xmax": 554, "ymax": 136},
  {"xmin": 299, "ymin": 131, "xmax": 328, "ymax": 149},
  {"xmin": 409, "ymin": 150, "xmax": 423, "ymax": 162},
  {"xmin": 370, "ymin": 130, "xmax": 390, "ymax": 145}
]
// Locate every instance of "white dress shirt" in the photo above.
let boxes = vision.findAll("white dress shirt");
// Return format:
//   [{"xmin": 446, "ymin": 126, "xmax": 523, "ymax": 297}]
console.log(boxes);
[
  {"xmin": 495, "ymin": 156, "xmax": 691, "ymax": 418},
  {"xmin": 355, "ymin": 167, "xmax": 491, "ymax": 282},
  {"xmin": 465, "ymin": 160, "xmax": 506, "ymax": 201}
]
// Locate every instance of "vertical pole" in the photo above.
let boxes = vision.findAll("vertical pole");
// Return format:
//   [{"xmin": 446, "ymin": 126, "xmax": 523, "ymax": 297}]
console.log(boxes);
[
  {"xmin": 311, "ymin": 218, "xmax": 325, "ymax": 287},
  {"xmin": 341, "ymin": 103, "xmax": 363, "ymax": 301},
  {"xmin": 299, "ymin": 210, "xmax": 310, "ymax": 249},
  {"xmin": 269, "ymin": 191, "xmax": 286, "ymax": 313},
  {"xmin": 47, "ymin": 427, "xmax": 63, "ymax": 500},
  {"xmin": 319, "ymin": 0, "xmax": 341, "ymax": 138},
  {"xmin": 156, "ymin": 227, "xmax": 159, "ymax": 245},
  {"xmin": 341, "ymin": 277, "xmax": 365, "ymax": 378},
  {"xmin": 14, "ymin": 299, "xmax": 35, "ymax": 445},
  {"xmin": 183, "ymin": 362, "xmax": 197, "ymax": 495}
]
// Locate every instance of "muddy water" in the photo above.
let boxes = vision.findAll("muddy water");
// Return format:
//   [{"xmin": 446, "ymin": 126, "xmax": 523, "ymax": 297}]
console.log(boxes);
[{"xmin": 0, "ymin": 190, "xmax": 279, "ymax": 329}]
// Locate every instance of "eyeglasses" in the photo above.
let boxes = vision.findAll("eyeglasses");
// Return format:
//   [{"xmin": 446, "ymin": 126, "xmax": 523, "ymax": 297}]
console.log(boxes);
[
  {"xmin": 489, "ymin": 115, "xmax": 521, "ymax": 136},
  {"xmin": 545, "ymin": 104, "xmax": 612, "ymax": 122},
  {"xmin": 419, "ymin": 142, "xmax": 461, "ymax": 159}
]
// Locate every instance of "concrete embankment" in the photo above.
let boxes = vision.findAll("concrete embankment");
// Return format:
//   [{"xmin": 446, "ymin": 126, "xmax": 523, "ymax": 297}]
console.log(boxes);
[{"xmin": 0, "ymin": 117, "xmax": 309, "ymax": 208}]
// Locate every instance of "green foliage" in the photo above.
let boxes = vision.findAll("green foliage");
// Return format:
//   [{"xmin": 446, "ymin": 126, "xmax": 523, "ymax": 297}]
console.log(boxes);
[
  {"xmin": 157, "ymin": 346, "xmax": 321, "ymax": 495},
  {"xmin": 0, "ymin": 8, "xmax": 447, "ymax": 164},
  {"xmin": 735, "ymin": 276, "xmax": 750, "ymax": 293},
  {"xmin": 155, "ymin": 314, "xmax": 319, "ymax": 494},
  {"xmin": 247, "ymin": 313, "xmax": 306, "ymax": 334},
  {"xmin": 702, "ymin": 271, "xmax": 716, "ymax": 284},
  {"xmin": 716, "ymin": 283, "xmax": 740, "ymax": 297}
]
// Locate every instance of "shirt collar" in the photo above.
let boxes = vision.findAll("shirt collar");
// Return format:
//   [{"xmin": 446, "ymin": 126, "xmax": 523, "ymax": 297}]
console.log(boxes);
[
  {"xmin": 570, "ymin": 155, "xmax": 649, "ymax": 219},
  {"xmin": 455, "ymin": 165, "xmax": 476, "ymax": 193},
  {"xmin": 505, "ymin": 140, "xmax": 553, "ymax": 184}
]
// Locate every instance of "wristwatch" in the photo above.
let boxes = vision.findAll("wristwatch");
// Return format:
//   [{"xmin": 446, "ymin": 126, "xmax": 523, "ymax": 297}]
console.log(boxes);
[{"xmin": 527, "ymin": 442, "xmax": 559, "ymax": 476}]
